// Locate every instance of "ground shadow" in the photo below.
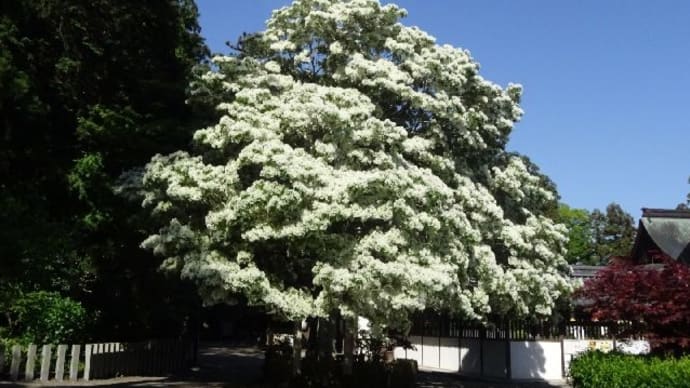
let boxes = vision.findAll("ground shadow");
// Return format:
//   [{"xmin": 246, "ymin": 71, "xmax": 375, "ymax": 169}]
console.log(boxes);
[
  {"xmin": 417, "ymin": 371, "xmax": 569, "ymax": 388},
  {"xmin": 0, "ymin": 342, "xmax": 571, "ymax": 387}
]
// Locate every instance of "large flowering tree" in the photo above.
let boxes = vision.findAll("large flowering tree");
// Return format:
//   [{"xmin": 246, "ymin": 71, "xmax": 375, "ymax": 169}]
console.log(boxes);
[{"xmin": 128, "ymin": 0, "xmax": 571, "ymax": 333}]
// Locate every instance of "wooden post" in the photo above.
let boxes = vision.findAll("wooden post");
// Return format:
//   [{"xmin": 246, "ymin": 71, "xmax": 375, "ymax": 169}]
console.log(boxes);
[
  {"xmin": 90, "ymin": 344, "xmax": 97, "ymax": 380},
  {"xmin": 55, "ymin": 344, "xmax": 68, "ymax": 381},
  {"xmin": 150, "ymin": 340, "xmax": 158, "ymax": 375},
  {"xmin": 105, "ymin": 343, "xmax": 112, "ymax": 378},
  {"xmin": 69, "ymin": 345, "xmax": 80, "ymax": 381},
  {"xmin": 101, "ymin": 343, "xmax": 107, "ymax": 378},
  {"xmin": 94, "ymin": 343, "xmax": 101, "ymax": 379},
  {"xmin": 163, "ymin": 340, "xmax": 169, "ymax": 374},
  {"xmin": 505, "ymin": 339, "xmax": 511, "ymax": 380},
  {"xmin": 343, "ymin": 319, "xmax": 355, "ymax": 375},
  {"xmin": 0, "ymin": 343, "xmax": 4, "ymax": 374},
  {"xmin": 144, "ymin": 341, "xmax": 150, "ymax": 376},
  {"xmin": 25, "ymin": 344, "xmax": 37, "ymax": 381},
  {"xmin": 292, "ymin": 321, "xmax": 302, "ymax": 376},
  {"xmin": 84, "ymin": 344, "xmax": 93, "ymax": 381},
  {"xmin": 479, "ymin": 327, "xmax": 485, "ymax": 378},
  {"xmin": 40, "ymin": 344, "xmax": 52, "ymax": 381},
  {"xmin": 10, "ymin": 345, "xmax": 22, "ymax": 381},
  {"xmin": 157, "ymin": 340, "xmax": 165, "ymax": 375},
  {"xmin": 138, "ymin": 342, "xmax": 146, "ymax": 375},
  {"xmin": 101, "ymin": 343, "xmax": 107, "ymax": 377},
  {"xmin": 155, "ymin": 340, "xmax": 162, "ymax": 375}
]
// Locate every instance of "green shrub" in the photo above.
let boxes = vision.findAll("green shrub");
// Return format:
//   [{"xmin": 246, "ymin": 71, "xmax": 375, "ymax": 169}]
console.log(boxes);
[
  {"xmin": 4, "ymin": 291, "xmax": 88, "ymax": 344},
  {"xmin": 569, "ymin": 350, "xmax": 690, "ymax": 388}
]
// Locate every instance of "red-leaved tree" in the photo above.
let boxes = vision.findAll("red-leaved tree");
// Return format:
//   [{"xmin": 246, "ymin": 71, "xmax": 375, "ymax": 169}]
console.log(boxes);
[{"xmin": 576, "ymin": 254, "xmax": 690, "ymax": 354}]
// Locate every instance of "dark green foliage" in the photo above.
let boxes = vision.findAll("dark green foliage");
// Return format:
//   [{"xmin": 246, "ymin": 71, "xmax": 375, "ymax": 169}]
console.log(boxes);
[
  {"xmin": 2, "ymin": 291, "xmax": 88, "ymax": 344},
  {"xmin": 557, "ymin": 202, "xmax": 636, "ymax": 264},
  {"xmin": 0, "ymin": 0, "xmax": 209, "ymax": 341},
  {"xmin": 558, "ymin": 204, "xmax": 596, "ymax": 264},
  {"xmin": 569, "ymin": 351, "xmax": 690, "ymax": 388},
  {"xmin": 591, "ymin": 203, "xmax": 636, "ymax": 259}
]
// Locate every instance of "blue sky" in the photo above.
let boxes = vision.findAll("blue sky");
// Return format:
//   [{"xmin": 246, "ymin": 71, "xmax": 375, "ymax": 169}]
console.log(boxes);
[{"xmin": 196, "ymin": 0, "xmax": 690, "ymax": 217}]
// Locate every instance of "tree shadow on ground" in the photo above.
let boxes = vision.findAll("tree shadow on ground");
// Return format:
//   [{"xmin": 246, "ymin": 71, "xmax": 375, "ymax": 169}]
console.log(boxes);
[{"xmin": 417, "ymin": 371, "xmax": 569, "ymax": 388}]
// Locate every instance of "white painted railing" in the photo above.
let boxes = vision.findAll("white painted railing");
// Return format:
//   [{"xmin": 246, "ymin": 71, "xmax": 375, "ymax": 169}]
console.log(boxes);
[{"xmin": 0, "ymin": 339, "xmax": 191, "ymax": 382}]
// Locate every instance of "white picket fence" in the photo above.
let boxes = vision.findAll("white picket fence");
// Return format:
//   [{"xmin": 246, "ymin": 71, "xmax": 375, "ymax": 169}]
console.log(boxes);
[{"xmin": 0, "ymin": 339, "xmax": 191, "ymax": 382}]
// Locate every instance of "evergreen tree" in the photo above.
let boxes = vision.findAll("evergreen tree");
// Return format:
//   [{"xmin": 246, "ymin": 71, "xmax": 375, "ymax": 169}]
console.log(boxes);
[
  {"xmin": 0, "ymin": 0, "xmax": 209, "ymax": 340},
  {"xmin": 591, "ymin": 203, "xmax": 636, "ymax": 260}
]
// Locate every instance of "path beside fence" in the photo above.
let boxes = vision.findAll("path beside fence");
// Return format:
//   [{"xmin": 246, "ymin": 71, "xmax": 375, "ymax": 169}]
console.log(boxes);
[
  {"xmin": 0, "ymin": 339, "xmax": 190, "ymax": 383},
  {"xmin": 0, "ymin": 342, "xmax": 571, "ymax": 387}
]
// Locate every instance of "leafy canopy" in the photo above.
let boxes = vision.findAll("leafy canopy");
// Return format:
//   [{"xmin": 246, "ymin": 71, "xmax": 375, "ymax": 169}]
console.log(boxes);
[
  {"xmin": 131, "ymin": 0, "xmax": 571, "ymax": 331},
  {"xmin": 590, "ymin": 203, "xmax": 636, "ymax": 260},
  {"xmin": 577, "ymin": 256, "xmax": 690, "ymax": 353},
  {"xmin": 557, "ymin": 202, "xmax": 636, "ymax": 265},
  {"xmin": 0, "ymin": 0, "xmax": 209, "ymax": 340}
]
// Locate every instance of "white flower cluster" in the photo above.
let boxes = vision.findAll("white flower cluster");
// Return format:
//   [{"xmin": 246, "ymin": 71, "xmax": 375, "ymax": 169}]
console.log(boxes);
[{"xmin": 134, "ymin": 0, "xmax": 572, "ymax": 331}]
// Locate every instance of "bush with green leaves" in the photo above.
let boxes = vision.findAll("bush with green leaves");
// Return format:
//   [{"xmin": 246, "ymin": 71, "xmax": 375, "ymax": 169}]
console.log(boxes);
[
  {"xmin": 569, "ymin": 351, "xmax": 690, "ymax": 388},
  {"xmin": 3, "ymin": 291, "xmax": 88, "ymax": 345}
]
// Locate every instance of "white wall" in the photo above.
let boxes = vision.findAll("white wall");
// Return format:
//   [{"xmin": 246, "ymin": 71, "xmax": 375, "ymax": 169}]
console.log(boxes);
[
  {"xmin": 393, "ymin": 345, "xmax": 407, "ymax": 360},
  {"xmin": 616, "ymin": 339, "xmax": 650, "ymax": 355},
  {"xmin": 509, "ymin": 341, "xmax": 562, "ymax": 380},
  {"xmin": 439, "ymin": 337, "xmax": 459, "ymax": 371},
  {"xmin": 562, "ymin": 339, "xmax": 613, "ymax": 373},
  {"xmin": 403, "ymin": 335, "xmax": 422, "ymax": 365},
  {"xmin": 421, "ymin": 337, "xmax": 439, "ymax": 369},
  {"xmin": 403, "ymin": 336, "xmax": 643, "ymax": 380}
]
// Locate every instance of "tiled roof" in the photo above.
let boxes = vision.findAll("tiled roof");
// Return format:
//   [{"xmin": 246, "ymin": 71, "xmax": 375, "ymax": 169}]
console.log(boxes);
[{"xmin": 632, "ymin": 208, "xmax": 690, "ymax": 264}]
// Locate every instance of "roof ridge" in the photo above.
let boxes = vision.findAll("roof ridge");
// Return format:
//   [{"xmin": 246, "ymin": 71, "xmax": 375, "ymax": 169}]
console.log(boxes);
[{"xmin": 642, "ymin": 208, "xmax": 690, "ymax": 218}]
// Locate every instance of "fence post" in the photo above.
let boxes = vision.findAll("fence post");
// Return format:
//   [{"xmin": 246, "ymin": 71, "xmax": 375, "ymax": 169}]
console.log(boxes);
[
  {"xmin": 10, "ymin": 345, "xmax": 22, "ymax": 381},
  {"xmin": 505, "ymin": 322, "xmax": 512, "ymax": 380},
  {"xmin": 560, "ymin": 338, "xmax": 565, "ymax": 379},
  {"xmin": 479, "ymin": 327, "xmax": 485, "ymax": 378},
  {"xmin": 164, "ymin": 340, "xmax": 171, "ymax": 374},
  {"xmin": 104, "ymin": 342, "xmax": 110, "ymax": 377},
  {"xmin": 343, "ymin": 319, "xmax": 355, "ymax": 375},
  {"xmin": 40, "ymin": 344, "xmax": 52, "ymax": 382},
  {"xmin": 0, "ymin": 343, "xmax": 4, "ymax": 374},
  {"xmin": 92, "ymin": 343, "xmax": 99, "ymax": 379},
  {"xmin": 25, "ymin": 344, "xmax": 37, "ymax": 381},
  {"xmin": 55, "ymin": 344, "xmax": 68, "ymax": 381},
  {"xmin": 84, "ymin": 344, "xmax": 93, "ymax": 381},
  {"xmin": 69, "ymin": 344, "xmax": 80, "ymax": 381}
]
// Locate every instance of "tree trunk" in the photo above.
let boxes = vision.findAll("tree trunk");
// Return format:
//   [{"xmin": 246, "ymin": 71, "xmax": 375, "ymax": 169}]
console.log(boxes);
[
  {"xmin": 292, "ymin": 320, "xmax": 302, "ymax": 376},
  {"xmin": 317, "ymin": 315, "xmax": 336, "ymax": 360},
  {"xmin": 343, "ymin": 318, "xmax": 356, "ymax": 375}
]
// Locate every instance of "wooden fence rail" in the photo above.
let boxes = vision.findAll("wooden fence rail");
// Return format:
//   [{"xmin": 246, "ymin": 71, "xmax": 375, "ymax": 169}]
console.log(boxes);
[
  {"xmin": 0, "ymin": 339, "xmax": 191, "ymax": 382},
  {"xmin": 410, "ymin": 313, "xmax": 644, "ymax": 341}
]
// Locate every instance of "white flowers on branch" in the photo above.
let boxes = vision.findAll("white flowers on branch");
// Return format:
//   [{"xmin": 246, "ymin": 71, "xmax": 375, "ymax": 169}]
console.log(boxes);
[{"xmin": 126, "ymin": 0, "xmax": 571, "ymax": 333}]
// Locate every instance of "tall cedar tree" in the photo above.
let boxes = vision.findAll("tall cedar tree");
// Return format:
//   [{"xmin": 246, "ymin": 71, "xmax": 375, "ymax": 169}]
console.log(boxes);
[
  {"xmin": 590, "ymin": 203, "xmax": 636, "ymax": 260},
  {"xmin": 558, "ymin": 202, "xmax": 636, "ymax": 264}
]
